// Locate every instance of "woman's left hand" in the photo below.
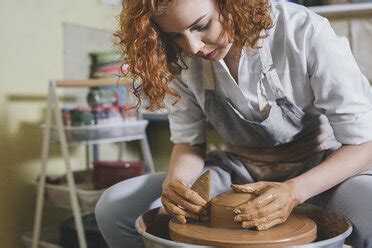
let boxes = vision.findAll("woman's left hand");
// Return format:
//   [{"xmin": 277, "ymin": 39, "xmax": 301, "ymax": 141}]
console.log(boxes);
[{"xmin": 231, "ymin": 181, "xmax": 300, "ymax": 230}]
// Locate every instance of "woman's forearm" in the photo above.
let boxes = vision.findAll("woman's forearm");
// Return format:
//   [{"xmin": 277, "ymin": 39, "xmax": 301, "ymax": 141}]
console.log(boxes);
[
  {"xmin": 163, "ymin": 143, "xmax": 206, "ymax": 187},
  {"xmin": 289, "ymin": 141, "xmax": 372, "ymax": 203}
]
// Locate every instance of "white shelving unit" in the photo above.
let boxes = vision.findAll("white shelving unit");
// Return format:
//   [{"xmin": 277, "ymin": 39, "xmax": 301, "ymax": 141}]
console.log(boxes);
[
  {"xmin": 309, "ymin": 2, "xmax": 372, "ymax": 16},
  {"xmin": 29, "ymin": 78, "xmax": 155, "ymax": 248}
]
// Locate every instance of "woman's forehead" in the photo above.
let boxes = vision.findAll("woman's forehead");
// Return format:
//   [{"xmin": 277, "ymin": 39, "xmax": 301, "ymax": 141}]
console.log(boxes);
[{"xmin": 153, "ymin": 0, "xmax": 215, "ymax": 32}]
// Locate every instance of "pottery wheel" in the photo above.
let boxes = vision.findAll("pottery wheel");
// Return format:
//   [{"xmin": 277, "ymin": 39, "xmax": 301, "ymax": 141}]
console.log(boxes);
[{"xmin": 169, "ymin": 193, "xmax": 317, "ymax": 247}]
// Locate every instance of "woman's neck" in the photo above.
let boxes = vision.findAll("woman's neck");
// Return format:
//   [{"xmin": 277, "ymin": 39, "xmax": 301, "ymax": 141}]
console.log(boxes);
[{"xmin": 223, "ymin": 43, "xmax": 242, "ymax": 84}]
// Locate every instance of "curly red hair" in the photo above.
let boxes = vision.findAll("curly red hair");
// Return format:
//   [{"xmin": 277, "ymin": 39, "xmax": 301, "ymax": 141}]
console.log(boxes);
[{"xmin": 115, "ymin": 0, "xmax": 272, "ymax": 110}]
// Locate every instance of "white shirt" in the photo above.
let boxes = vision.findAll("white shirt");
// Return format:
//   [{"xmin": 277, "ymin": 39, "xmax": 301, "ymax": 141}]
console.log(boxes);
[{"xmin": 165, "ymin": 2, "xmax": 372, "ymax": 146}]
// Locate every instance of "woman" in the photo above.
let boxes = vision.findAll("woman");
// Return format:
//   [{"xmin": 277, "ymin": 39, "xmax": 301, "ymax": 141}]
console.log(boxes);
[{"xmin": 95, "ymin": 0, "xmax": 372, "ymax": 247}]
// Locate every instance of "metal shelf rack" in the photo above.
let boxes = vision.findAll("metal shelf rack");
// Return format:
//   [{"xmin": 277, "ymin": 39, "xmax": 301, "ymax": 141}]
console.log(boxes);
[{"xmin": 30, "ymin": 78, "xmax": 155, "ymax": 248}]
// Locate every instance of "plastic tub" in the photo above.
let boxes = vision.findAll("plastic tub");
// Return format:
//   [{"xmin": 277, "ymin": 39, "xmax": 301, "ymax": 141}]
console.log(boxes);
[
  {"xmin": 135, "ymin": 206, "xmax": 352, "ymax": 248},
  {"xmin": 92, "ymin": 160, "xmax": 144, "ymax": 189},
  {"xmin": 36, "ymin": 170, "xmax": 104, "ymax": 211},
  {"xmin": 47, "ymin": 120, "xmax": 148, "ymax": 145},
  {"xmin": 22, "ymin": 227, "xmax": 62, "ymax": 248}
]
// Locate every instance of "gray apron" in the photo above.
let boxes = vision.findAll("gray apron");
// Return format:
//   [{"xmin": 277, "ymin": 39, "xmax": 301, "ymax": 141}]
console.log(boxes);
[{"xmin": 202, "ymin": 37, "xmax": 342, "ymax": 183}]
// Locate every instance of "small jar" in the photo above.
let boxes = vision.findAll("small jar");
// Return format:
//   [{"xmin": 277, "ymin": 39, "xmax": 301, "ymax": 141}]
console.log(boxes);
[
  {"xmin": 120, "ymin": 105, "xmax": 138, "ymax": 122},
  {"xmin": 61, "ymin": 108, "xmax": 73, "ymax": 126},
  {"xmin": 92, "ymin": 107, "xmax": 108, "ymax": 125},
  {"xmin": 70, "ymin": 107, "xmax": 95, "ymax": 126},
  {"xmin": 104, "ymin": 106, "xmax": 124, "ymax": 123},
  {"xmin": 87, "ymin": 87, "xmax": 118, "ymax": 107}
]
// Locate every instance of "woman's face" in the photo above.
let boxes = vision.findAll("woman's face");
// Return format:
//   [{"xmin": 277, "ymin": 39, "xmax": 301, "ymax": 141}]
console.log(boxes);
[{"xmin": 154, "ymin": 0, "xmax": 232, "ymax": 61}]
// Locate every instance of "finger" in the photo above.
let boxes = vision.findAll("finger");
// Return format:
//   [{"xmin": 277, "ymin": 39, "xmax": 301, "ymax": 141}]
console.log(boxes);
[
  {"xmin": 163, "ymin": 204, "xmax": 198, "ymax": 223},
  {"xmin": 162, "ymin": 188, "xmax": 204, "ymax": 214},
  {"xmin": 233, "ymin": 200, "xmax": 254, "ymax": 214},
  {"xmin": 161, "ymin": 196, "xmax": 199, "ymax": 220},
  {"xmin": 234, "ymin": 211, "xmax": 261, "ymax": 222},
  {"xmin": 235, "ymin": 206, "xmax": 278, "ymax": 222},
  {"xmin": 241, "ymin": 220, "xmax": 256, "ymax": 229},
  {"xmin": 161, "ymin": 196, "xmax": 183, "ymax": 215},
  {"xmin": 170, "ymin": 180, "xmax": 207, "ymax": 206},
  {"xmin": 257, "ymin": 218, "xmax": 284, "ymax": 230},
  {"xmin": 253, "ymin": 191, "xmax": 275, "ymax": 208},
  {"xmin": 175, "ymin": 215, "xmax": 187, "ymax": 224},
  {"xmin": 234, "ymin": 194, "xmax": 267, "ymax": 214},
  {"xmin": 231, "ymin": 183, "xmax": 265, "ymax": 195},
  {"xmin": 236, "ymin": 200, "xmax": 282, "ymax": 221},
  {"xmin": 240, "ymin": 211, "xmax": 282, "ymax": 229},
  {"xmin": 161, "ymin": 197, "xmax": 173, "ymax": 215}
]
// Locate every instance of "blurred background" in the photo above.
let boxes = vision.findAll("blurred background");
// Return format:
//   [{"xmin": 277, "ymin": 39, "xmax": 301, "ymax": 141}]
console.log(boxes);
[{"xmin": 0, "ymin": 0, "xmax": 371, "ymax": 247}]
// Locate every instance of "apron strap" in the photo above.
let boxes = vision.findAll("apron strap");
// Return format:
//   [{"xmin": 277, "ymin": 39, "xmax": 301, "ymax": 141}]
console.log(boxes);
[
  {"xmin": 258, "ymin": 36, "xmax": 286, "ymax": 99},
  {"xmin": 202, "ymin": 59, "xmax": 215, "ymax": 91},
  {"xmin": 202, "ymin": 36, "xmax": 284, "ymax": 98}
]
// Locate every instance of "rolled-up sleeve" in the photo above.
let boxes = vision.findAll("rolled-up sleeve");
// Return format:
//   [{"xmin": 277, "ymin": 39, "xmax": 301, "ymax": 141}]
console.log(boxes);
[
  {"xmin": 164, "ymin": 77, "xmax": 207, "ymax": 145},
  {"xmin": 307, "ymin": 18, "xmax": 372, "ymax": 145}
]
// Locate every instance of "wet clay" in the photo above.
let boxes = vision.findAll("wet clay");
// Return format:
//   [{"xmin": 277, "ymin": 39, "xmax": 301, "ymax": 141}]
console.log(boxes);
[
  {"xmin": 139, "ymin": 205, "xmax": 351, "ymax": 247},
  {"xmin": 140, "ymin": 207, "xmax": 172, "ymax": 240},
  {"xmin": 141, "ymin": 172, "xmax": 346, "ymax": 247},
  {"xmin": 169, "ymin": 192, "xmax": 317, "ymax": 247},
  {"xmin": 191, "ymin": 170, "xmax": 211, "ymax": 202},
  {"xmin": 210, "ymin": 192, "xmax": 256, "ymax": 229},
  {"xmin": 169, "ymin": 215, "xmax": 317, "ymax": 247},
  {"xmin": 294, "ymin": 204, "xmax": 350, "ymax": 241}
]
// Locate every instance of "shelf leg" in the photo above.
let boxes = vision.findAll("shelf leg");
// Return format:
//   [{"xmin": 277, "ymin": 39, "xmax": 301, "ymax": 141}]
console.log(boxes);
[
  {"xmin": 31, "ymin": 83, "xmax": 53, "ymax": 248},
  {"xmin": 140, "ymin": 136, "xmax": 155, "ymax": 173},
  {"xmin": 52, "ymin": 82, "xmax": 88, "ymax": 248}
]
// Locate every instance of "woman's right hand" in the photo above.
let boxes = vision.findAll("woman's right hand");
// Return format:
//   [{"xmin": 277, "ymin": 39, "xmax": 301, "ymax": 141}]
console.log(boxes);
[{"xmin": 161, "ymin": 179, "xmax": 208, "ymax": 224}]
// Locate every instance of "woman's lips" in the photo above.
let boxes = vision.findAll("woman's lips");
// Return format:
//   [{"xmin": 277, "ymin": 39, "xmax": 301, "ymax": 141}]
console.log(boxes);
[{"xmin": 198, "ymin": 49, "xmax": 217, "ymax": 59}]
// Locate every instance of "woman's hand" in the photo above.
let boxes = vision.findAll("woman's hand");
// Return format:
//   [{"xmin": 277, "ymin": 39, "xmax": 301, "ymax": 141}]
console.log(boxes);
[
  {"xmin": 161, "ymin": 179, "xmax": 208, "ymax": 224},
  {"xmin": 231, "ymin": 181, "xmax": 300, "ymax": 230}
]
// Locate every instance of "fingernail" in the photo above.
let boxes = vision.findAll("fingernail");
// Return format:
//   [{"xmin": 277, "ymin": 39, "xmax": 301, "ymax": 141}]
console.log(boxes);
[
  {"xmin": 231, "ymin": 184, "xmax": 239, "ymax": 189},
  {"xmin": 177, "ymin": 215, "xmax": 186, "ymax": 224},
  {"xmin": 257, "ymin": 225, "xmax": 266, "ymax": 231},
  {"xmin": 253, "ymin": 190, "xmax": 261, "ymax": 195},
  {"xmin": 233, "ymin": 208, "xmax": 241, "ymax": 214}
]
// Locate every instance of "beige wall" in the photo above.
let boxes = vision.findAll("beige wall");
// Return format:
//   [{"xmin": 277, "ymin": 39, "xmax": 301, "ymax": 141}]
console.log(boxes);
[
  {"xmin": 326, "ymin": 14, "xmax": 372, "ymax": 83},
  {"xmin": 0, "ymin": 1, "xmax": 121, "ymax": 247},
  {"xmin": 0, "ymin": 1, "xmax": 371, "ymax": 247}
]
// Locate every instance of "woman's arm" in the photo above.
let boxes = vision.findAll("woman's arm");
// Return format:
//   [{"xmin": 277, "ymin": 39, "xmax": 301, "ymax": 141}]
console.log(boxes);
[
  {"xmin": 232, "ymin": 141, "xmax": 372, "ymax": 230},
  {"xmin": 232, "ymin": 10, "xmax": 372, "ymax": 231},
  {"xmin": 163, "ymin": 143, "xmax": 206, "ymax": 187},
  {"xmin": 161, "ymin": 143, "xmax": 208, "ymax": 223},
  {"xmin": 290, "ymin": 141, "xmax": 372, "ymax": 203}
]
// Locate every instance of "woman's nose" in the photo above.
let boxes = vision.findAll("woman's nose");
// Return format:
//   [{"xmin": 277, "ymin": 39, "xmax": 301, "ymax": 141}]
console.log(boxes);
[{"xmin": 184, "ymin": 36, "xmax": 204, "ymax": 55}]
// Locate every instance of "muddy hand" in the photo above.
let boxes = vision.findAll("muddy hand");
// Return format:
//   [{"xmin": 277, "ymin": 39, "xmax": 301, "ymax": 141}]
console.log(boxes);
[
  {"xmin": 161, "ymin": 179, "xmax": 208, "ymax": 224},
  {"xmin": 231, "ymin": 181, "xmax": 300, "ymax": 230}
]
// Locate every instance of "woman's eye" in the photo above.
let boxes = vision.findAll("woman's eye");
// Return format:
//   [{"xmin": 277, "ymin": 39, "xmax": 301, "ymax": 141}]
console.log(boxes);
[
  {"xmin": 166, "ymin": 33, "xmax": 180, "ymax": 40},
  {"xmin": 195, "ymin": 21, "xmax": 211, "ymax": 32},
  {"xmin": 164, "ymin": 20, "xmax": 211, "ymax": 40}
]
